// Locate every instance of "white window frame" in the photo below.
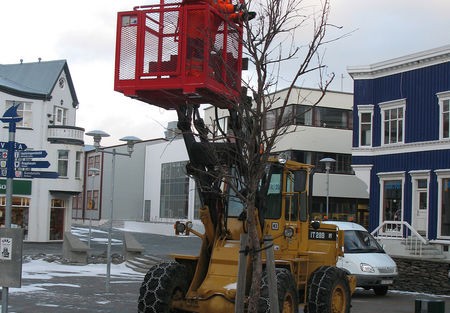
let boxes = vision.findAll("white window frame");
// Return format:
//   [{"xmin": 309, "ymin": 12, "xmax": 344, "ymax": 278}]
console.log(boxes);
[
  {"xmin": 75, "ymin": 151, "xmax": 82, "ymax": 179},
  {"xmin": 357, "ymin": 105, "xmax": 374, "ymax": 147},
  {"xmin": 377, "ymin": 171, "xmax": 405, "ymax": 227},
  {"xmin": 437, "ymin": 91, "xmax": 450, "ymax": 140},
  {"xmin": 57, "ymin": 150, "xmax": 69, "ymax": 178},
  {"xmin": 379, "ymin": 99, "xmax": 406, "ymax": 146},
  {"xmin": 435, "ymin": 169, "xmax": 450, "ymax": 239},
  {"xmin": 53, "ymin": 106, "xmax": 68, "ymax": 126},
  {"xmin": 6, "ymin": 101, "xmax": 33, "ymax": 128}
]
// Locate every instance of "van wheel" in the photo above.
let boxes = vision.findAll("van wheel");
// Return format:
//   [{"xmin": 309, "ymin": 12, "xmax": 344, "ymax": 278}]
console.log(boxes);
[
  {"xmin": 258, "ymin": 268, "xmax": 298, "ymax": 313},
  {"xmin": 138, "ymin": 262, "xmax": 188, "ymax": 313},
  {"xmin": 305, "ymin": 266, "xmax": 351, "ymax": 313},
  {"xmin": 373, "ymin": 286, "xmax": 388, "ymax": 296}
]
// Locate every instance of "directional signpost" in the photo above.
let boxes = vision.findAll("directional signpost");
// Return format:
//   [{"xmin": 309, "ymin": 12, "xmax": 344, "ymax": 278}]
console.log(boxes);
[
  {"xmin": 17, "ymin": 160, "xmax": 50, "ymax": 168},
  {"xmin": 0, "ymin": 105, "xmax": 58, "ymax": 313},
  {"xmin": 17, "ymin": 150, "xmax": 47, "ymax": 158}
]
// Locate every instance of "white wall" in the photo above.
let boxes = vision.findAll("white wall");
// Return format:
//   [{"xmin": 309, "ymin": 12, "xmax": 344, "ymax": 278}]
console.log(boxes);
[{"xmin": 144, "ymin": 139, "xmax": 191, "ymax": 220}]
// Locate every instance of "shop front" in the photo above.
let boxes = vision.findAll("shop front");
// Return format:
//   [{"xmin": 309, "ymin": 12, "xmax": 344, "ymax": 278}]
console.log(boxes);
[{"xmin": 0, "ymin": 180, "xmax": 32, "ymax": 240}]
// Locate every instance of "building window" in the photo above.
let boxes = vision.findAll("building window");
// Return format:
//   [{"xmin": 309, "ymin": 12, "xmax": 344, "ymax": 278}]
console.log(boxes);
[
  {"xmin": 50, "ymin": 199, "xmax": 65, "ymax": 240},
  {"xmin": 358, "ymin": 105, "xmax": 373, "ymax": 147},
  {"xmin": 263, "ymin": 104, "xmax": 352, "ymax": 131},
  {"xmin": 87, "ymin": 190, "xmax": 99, "ymax": 210},
  {"xmin": 435, "ymin": 169, "xmax": 450, "ymax": 238},
  {"xmin": 75, "ymin": 151, "xmax": 82, "ymax": 179},
  {"xmin": 380, "ymin": 99, "xmax": 405, "ymax": 145},
  {"xmin": 72, "ymin": 194, "xmax": 83, "ymax": 219},
  {"xmin": 213, "ymin": 116, "xmax": 229, "ymax": 138},
  {"xmin": 58, "ymin": 150, "xmax": 69, "ymax": 177},
  {"xmin": 6, "ymin": 101, "xmax": 32, "ymax": 128},
  {"xmin": 378, "ymin": 172, "xmax": 405, "ymax": 228},
  {"xmin": 160, "ymin": 161, "xmax": 189, "ymax": 219},
  {"xmin": 53, "ymin": 106, "xmax": 68, "ymax": 126},
  {"xmin": 314, "ymin": 106, "xmax": 351, "ymax": 129},
  {"xmin": 295, "ymin": 105, "xmax": 313, "ymax": 126},
  {"xmin": 87, "ymin": 154, "xmax": 101, "ymax": 172},
  {"xmin": 437, "ymin": 91, "xmax": 450, "ymax": 140},
  {"xmin": 0, "ymin": 196, "xmax": 30, "ymax": 240}
]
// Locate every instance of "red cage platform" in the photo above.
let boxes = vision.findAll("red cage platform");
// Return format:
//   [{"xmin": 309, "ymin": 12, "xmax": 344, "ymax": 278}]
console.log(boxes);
[{"xmin": 114, "ymin": 3, "xmax": 243, "ymax": 110}]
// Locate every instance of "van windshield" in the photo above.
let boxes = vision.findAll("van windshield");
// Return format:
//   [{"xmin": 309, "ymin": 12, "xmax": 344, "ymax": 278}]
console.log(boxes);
[{"xmin": 344, "ymin": 230, "xmax": 384, "ymax": 253}]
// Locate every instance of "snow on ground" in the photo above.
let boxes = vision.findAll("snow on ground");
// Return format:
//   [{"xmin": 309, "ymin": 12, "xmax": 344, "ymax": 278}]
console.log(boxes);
[
  {"xmin": 71, "ymin": 226, "xmax": 123, "ymax": 244},
  {"xmin": 10, "ymin": 260, "xmax": 143, "ymax": 294}
]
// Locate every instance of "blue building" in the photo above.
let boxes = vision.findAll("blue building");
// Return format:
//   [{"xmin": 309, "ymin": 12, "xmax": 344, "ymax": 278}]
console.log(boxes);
[{"xmin": 348, "ymin": 45, "xmax": 450, "ymax": 255}]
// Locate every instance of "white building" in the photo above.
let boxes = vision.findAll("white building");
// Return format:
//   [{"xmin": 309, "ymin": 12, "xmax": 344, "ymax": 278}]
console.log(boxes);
[
  {"xmin": 0, "ymin": 59, "xmax": 84, "ymax": 241},
  {"xmin": 77, "ymin": 138, "xmax": 165, "ymax": 226},
  {"xmin": 204, "ymin": 87, "xmax": 369, "ymax": 226},
  {"xmin": 139, "ymin": 87, "xmax": 369, "ymax": 227}
]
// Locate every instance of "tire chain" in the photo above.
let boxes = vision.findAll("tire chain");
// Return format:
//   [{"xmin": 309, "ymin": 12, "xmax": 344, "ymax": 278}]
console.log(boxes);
[{"xmin": 138, "ymin": 262, "xmax": 186, "ymax": 313}]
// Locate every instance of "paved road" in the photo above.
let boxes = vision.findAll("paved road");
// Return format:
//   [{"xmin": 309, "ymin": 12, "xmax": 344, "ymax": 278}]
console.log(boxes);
[{"xmin": 2, "ymin": 226, "xmax": 448, "ymax": 312}]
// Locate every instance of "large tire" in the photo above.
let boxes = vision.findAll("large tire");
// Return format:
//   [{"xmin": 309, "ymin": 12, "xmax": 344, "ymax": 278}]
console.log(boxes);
[
  {"xmin": 258, "ymin": 268, "xmax": 299, "ymax": 313},
  {"xmin": 373, "ymin": 286, "xmax": 389, "ymax": 296},
  {"xmin": 138, "ymin": 262, "xmax": 189, "ymax": 313},
  {"xmin": 305, "ymin": 266, "xmax": 351, "ymax": 313}
]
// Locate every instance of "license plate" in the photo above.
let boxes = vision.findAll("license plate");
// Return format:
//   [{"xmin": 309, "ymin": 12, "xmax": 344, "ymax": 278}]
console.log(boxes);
[{"xmin": 381, "ymin": 280, "xmax": 393, "ymax": 285}]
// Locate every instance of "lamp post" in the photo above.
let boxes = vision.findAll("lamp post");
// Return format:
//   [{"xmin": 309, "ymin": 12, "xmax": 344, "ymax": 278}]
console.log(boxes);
[
  {"xmin": 87, "ymin": 167, "xmax": 100, "ymax": 248},
  {"xmin": 85, "ymin": 130, "xmax": 141, "ymax": 292},
  {"xmin": 319, "ymin": 157, "xmax": 336, "ymax": 218}
]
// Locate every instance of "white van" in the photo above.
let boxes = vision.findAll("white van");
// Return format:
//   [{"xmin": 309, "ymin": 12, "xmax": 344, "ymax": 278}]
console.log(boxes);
[{"xmin": 323, "ymin": 221, "xmax": 398, "ymax": 295}]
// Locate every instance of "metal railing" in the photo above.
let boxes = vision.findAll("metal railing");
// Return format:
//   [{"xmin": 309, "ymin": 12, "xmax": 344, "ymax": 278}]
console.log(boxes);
[{"xmin": 371, "ymin": 220, "xmax": 428, "ymax": 256}]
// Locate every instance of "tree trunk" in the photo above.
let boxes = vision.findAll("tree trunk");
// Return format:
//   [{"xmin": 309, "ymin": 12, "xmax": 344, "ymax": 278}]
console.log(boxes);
[{"xmin": 246, "ymin": 203, "xmax": 262, "ymax": 313}]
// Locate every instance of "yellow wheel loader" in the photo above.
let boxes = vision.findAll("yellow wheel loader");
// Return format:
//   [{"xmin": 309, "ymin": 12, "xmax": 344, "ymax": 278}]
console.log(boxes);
[{"xmin": 137, "ymin": 106, "xmax": 355, "ymax": 313}]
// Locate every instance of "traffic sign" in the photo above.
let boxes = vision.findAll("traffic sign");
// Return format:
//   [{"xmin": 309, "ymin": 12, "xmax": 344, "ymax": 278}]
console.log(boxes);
[
  {"xmin": 20, "ymin": 171, "xmax": 58, "ymax": 179},
  {"xmin": 17, "ymin": 160, "xmax": 50, "ymax": 169},
  {"xmin": 0, "ymin": 141, "xmax": 27, "ymax": 150},
  {"xmin": 17, "ymin": 150, "xmax": 47, "ymax": 158}
]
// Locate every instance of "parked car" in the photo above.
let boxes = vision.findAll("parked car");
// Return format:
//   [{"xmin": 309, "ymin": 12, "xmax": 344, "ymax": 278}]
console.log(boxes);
[{"xmin": 323, "ymin": 221, "xmax": 398, "ymax": 295}]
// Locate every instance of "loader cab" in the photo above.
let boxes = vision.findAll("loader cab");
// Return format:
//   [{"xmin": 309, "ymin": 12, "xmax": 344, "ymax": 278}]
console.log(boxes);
[
  {"xmin": 258, "ymin": 159, "xmax": 313, "ymax": 256},
  {"xmin": 260, "ymin": 159, "xmax": 310, "ymax": 223},
  {"xmin": 223, "ymin": 160, "xmax": 311, "ymax": 241}
]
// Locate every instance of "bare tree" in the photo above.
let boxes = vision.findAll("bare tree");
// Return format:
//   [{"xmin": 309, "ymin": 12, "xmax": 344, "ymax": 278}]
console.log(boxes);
[{"xmin": 217, "ymin": 0, "xmax": 338, "ymax": 311}]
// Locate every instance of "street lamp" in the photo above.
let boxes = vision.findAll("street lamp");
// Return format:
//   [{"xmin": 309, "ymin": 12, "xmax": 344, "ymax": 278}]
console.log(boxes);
[
  {"xmin": 87, "ymin": 167, "xmax": 100, "ymax": 248},
  {"xmin": 86, "ymin": 130, "xmax": 141, "ymax": 292},
  {"xmin": 319, "ymin": 157, "xmax": 336, "ymax": 218}
]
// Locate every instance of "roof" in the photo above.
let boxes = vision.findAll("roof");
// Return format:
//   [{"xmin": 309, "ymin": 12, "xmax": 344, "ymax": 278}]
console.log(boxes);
[
  {"xmin": 322, "ymin": 221, "xmax": 367, "ymax": 231},
  {"xmin": 347, "ymin": 44, "xmax": 450, "ymax": 80},
  {"xmin": 0, "ymin": 59, "xmax": 79, "ymax": 107}
]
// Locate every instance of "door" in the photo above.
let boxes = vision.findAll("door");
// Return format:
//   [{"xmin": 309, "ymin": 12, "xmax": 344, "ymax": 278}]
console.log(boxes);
[{"xmin": 413, "ymin": 179, "xmax": 428, "ymax": 235}]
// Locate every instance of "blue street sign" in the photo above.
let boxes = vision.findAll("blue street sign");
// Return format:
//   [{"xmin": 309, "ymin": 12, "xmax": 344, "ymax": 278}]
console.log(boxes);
[
  {"xmin": 0, "ymin": 141, "xmax": 27, "ymax": 150},
  {"xmin": 20, "ymin": 171, "xmax": 58, "ymax": 179},
  {"xmin": 17, "ymin": 160, "xmax": 50, "ymax": 169},
  {"xmin": 17, "ymin": 150, "xmax": 47, "ymax": 158}
]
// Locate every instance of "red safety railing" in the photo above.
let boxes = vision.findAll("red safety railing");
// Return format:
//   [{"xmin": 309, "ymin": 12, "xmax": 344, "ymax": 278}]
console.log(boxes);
[{"xmin": 114, "ymin": 2, "xmax": 243, "ymax": 110}]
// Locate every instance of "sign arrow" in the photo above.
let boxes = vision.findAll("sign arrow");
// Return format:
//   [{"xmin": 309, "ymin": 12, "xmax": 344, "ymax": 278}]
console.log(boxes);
[
  {"xmin": 17, "ymin": 150, "xmax": 48, "ymax": 158},
  {"xmin": 20, "ymin": 171, "xmax": 59, "ymax": 179},
  {"xmin": 17, "ymin": 160, "xmax": 51, "ymax": 169},
  {"xmin": 0, "ymin": 141, "xmax": 27, "ymax": 150}
]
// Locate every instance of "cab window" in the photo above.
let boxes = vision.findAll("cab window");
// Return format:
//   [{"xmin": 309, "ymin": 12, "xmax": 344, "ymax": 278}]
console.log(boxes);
[{"xmin": 263, "ymin": 167, "xmax": 282, "ymax": 219}]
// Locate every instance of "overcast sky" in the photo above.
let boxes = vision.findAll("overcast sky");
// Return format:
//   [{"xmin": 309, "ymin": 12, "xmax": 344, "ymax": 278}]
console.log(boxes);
[{"xmin": 1, "ymin": 0, "xmax": 449, "ymax": 146}]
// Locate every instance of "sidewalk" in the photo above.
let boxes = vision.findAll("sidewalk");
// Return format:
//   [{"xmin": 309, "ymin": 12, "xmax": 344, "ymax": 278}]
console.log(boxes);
[{"xmin": 2, "ymin": 225, "xmax": 199, "ymax": 313}]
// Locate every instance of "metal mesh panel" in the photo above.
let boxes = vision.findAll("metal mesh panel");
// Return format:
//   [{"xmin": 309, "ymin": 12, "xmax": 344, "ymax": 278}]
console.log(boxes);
[
  {"xmin": 144, "ymin": 9, "xmax": 180, "ymax": 75},
  {"xmin": 119, "ymin": 23, "xmax": 137, "ymax": 80},
  {"xmin": 208, "ymin": 12, "xmax": 225, "ymax": 82},
  {"xmin": 226, "ymin": 25, "xmax": 240, "ymax": 89}
]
